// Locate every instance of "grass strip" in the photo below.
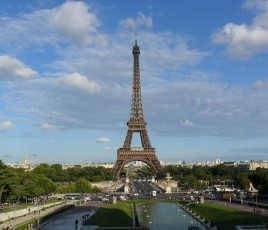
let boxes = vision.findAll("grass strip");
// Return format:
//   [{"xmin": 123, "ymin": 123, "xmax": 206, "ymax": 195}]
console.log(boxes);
[
  {"xmin": 83, "ymin": 200, "xmax": 268, "ymax": 229},
  {"xmin": 189, "ymin": 202, "xmax": 268, "ymax": 230},
  {"xmin": 85, "ymin": 203, "xmax": 133, "ymax": 227}
]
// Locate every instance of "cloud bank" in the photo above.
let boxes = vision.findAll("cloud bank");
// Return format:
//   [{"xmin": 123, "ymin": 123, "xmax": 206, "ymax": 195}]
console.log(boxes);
[
  {"xmin": 0, "ymin": 55, "xmax": 37, "ymax": 79},
  {"xmin": 212, "ymin": 0, "xmax": 268, "ymax": 60}
]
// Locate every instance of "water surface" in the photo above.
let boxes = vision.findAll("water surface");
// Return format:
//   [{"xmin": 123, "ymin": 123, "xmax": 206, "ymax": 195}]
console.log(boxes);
[{"xmin": 136, "ymin": 202, "xmax": 206, "ymax": 230}]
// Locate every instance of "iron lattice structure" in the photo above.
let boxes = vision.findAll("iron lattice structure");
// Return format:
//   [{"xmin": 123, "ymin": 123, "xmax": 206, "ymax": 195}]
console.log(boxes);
[{"xmin": 113, "ymin": 40, "xmax": 162, "ymax": 179}]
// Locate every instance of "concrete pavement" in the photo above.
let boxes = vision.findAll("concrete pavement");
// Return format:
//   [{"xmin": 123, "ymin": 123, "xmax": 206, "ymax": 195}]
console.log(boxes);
[
  {"xmin": 39, "ymin": 202, "xmax": 103, "ymax": 230},
  {"xmin": 210, "ymin": 200, "xmax": 268, "ymax": 216},
  {"xmin": 0, "ymin": 202, "xmax": 72, "ymax": 230}
]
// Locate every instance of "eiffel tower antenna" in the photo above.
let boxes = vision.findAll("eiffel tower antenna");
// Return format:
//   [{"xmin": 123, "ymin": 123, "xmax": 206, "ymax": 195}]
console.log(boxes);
[{"xmin": 113, "ymin": 39, "xmax": 162, "ymax": 179}]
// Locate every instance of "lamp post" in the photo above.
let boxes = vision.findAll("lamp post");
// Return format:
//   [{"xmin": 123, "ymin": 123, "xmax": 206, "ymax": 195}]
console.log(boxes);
[
  {"xmin": 256, "ymin": 194, "xmax": 258, "ymax": 208},
  {"xmin": 54, "ymin": 200, "xmax": 56, "ymax": 216},
  {"xmin": 37, "ymin": 201, "xmax": 40, "ymax": 227},
  {"xmin": 13, "ymin": 205, "xmax": 17, "ymax": 230}
]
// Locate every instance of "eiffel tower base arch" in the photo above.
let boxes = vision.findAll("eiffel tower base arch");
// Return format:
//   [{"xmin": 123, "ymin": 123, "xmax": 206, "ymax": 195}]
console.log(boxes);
[{"xmin": 113, "ymin": 148, "xmax": 162, "ymax": 179}]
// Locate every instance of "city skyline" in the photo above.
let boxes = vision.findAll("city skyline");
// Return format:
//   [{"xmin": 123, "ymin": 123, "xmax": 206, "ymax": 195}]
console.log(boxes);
[{"xmin": 1, "ymin": 0, "xmax": 268, "ymax": 164}]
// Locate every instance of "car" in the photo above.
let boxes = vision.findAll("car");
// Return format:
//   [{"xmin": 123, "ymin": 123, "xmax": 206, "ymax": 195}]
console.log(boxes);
[{"xmin": 119, "ymin": 195, "xmax": 127, "ymax": 201}]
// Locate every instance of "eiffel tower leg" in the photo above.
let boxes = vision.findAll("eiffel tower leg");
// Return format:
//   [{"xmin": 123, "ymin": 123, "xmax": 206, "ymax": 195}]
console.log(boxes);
[{"xmin": 113, "ymin": 160, "xmax": 123, "ymax": 179}]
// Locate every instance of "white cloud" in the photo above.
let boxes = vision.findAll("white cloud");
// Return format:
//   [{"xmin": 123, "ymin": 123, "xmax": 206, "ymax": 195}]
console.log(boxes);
[
  {"xmin": 212, "ymin": 0, "xmax": 268, "ymax": 60},
  {"xmin": 119, "ymin": 12, "xmax": 153, "ymax": 30},
  {"xmin": 0, "ymin": 1, "xmax": 105, "ymax": 49},
  {"xmin": 0, "ymin": 121, "xmax": 13, "ymax": 132},
  {"xmin": 59, "ymin": 73, "xmax": 101, "ymax": 93},
  {"xmin": 48, "ymin": 139, "xmax": 56, "ymax": 144},
  {"xmin": 1, "ymin": 2, "xmax": 267, "ymax": 140},
  {"xmin": 97, "ymin": 138, "xmax": 111, "ymax": 143},
  {"xmin": 3, "ymin": 39, "xmax": 268, "ymax": 139},
  {"xmin": 0, "ymin": 55, "xmax": 37, "ymax": 79},
  {"xmin": 49, "ymin": 1, "xmax": 102, "ymax": 47},
  {"xmin": 180, "ymin": 119, "xmax": 195, "ymax": 127},
  {"xmin": 40, "ymin": 123, "xmax": 56, "ymax": 131},
  {"xmin": 253, "ymin": 80, "xmax": 268, "ymax": 88},
  {"xmin": 3, "ymin": 58, "xmax": 268, "ymax": 139}
]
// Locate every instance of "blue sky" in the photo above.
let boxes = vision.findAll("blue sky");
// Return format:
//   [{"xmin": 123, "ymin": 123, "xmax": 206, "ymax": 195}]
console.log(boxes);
[{"xmin": 1, "ymin": 0, "xmax": 268, "ymax": 164}]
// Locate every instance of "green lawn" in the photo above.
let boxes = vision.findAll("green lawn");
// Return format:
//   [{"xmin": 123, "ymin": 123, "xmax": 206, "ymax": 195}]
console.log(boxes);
[
  {"xmin": 189, "ymin": 202, "xmax": 268, "ymax": 230},
  {"xmin": 85, "ymin": 202, "xmax": 133, "ymax": 227},
  {"xmin": 84, "ymin": 200, "xmax": 268, "ymax": 229}
]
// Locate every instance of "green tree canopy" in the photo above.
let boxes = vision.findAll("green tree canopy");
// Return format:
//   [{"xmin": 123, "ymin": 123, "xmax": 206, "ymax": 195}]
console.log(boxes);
[{"xmin": 75, "ymin": 178, "xmax": 92, "ymax": 194}]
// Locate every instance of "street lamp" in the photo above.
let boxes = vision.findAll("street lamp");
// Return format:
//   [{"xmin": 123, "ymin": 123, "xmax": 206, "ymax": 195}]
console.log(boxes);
[
  {"xmin": 37, "ymin": 201, "xmax": 40, "ymax": 227},
  {"xmin": 256, "ymin": 194, "xmax": 258, "ymax": 208},
  {"xmin": 13, "ymin": 205, "xmax": 17, "ymax": 230}
]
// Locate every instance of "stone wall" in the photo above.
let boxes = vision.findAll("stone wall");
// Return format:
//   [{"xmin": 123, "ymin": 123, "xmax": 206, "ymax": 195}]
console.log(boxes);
[
  {"xmin": 0, "ymin": 201, "xmax": 65, "ymax": 222},
  {"xmin": 91, "ymin": 181, "xmax": 124, "ymax": 192}
]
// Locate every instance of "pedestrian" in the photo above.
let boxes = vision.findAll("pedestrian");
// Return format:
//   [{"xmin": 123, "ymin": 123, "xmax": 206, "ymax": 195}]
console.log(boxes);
[{"xmin": 75, "ymin": 219, "xmax": 78, "ymax": 229}]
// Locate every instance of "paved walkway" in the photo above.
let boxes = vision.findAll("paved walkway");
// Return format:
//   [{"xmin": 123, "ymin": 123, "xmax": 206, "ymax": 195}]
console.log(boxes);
[
  {"xmin": 211, "ymin": 200, "xmax": 268, "ymax": 216},
  {"xmin": 39, "ymin": 202, "xmax": 103, "ymax": 230},
  {"xmin": 0, "ymin": 202, "xmax": 73, "ymax": 230}
]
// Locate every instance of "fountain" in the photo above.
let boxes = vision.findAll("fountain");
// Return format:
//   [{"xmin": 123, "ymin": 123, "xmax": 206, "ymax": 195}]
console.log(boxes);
[{"xmin": 165, "ymin": 173, "xmax": 172, "ymax": 193}]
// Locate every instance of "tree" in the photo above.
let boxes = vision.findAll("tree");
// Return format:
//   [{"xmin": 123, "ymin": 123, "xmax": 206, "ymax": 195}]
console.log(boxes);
[
  {"xmin": 239, "ymin": 178, "xmax": 251, "ymax": 190},
  {"xmin": 50, "ymin": 164, "xmax": 66, "ymax": 181},
  {"xmin": 33, "ymin": 163, "xmax": 58, "ymax": 181},
  {"xmin": 92, "ymin": 175, "xmax": 102, "ymax": 182},
  {"xmin": 209, "ymin": 164, "xmax": 236, "ymax": 180},
  {"xmin": 75, "ymin": 178, "xmax": 92, "ymax": 194},
  {"xmin": 36, "ymin": 174, "xmax": 57, "ymax": 195},
  {"xmin": 180, "ymin": 175, "xmax": 198, "ymax": 190},
  {"xmin": 248, "ymin": 168, "xmax": 268, "ymax": 195},
  {"xmin": 20, "ymin": 172, "xmax": 43, "ymax": 201},
  {"xmin": 0, "ymin": 161, "xmax": 16, "ymax": 204},
  {"xmin": 192, "ymin": 166, "xmax": 212, "ymax": 180},
  {"xmin": 6, "ymin": 172, "xmax": 25, "ymax": 202},
  {"xmin": 92, "ymin": 186, "xmax": 101, "ymax": 193}
]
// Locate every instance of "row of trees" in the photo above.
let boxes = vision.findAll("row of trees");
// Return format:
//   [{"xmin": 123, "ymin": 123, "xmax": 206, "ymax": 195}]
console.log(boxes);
[
  {"xmin": 157, "ymin": 164, "xmax": 268, "ymax": 194},
  {"xmin": 1, "ymin": 160, "xmax": 268, "ymax": 204},
  {"xmin": 32, "ymin": 163, "xmax": 113, "ymax": 182},
  {"xmin": 0, "ymin": 161, "xmax": 107, "ymax": 204}
]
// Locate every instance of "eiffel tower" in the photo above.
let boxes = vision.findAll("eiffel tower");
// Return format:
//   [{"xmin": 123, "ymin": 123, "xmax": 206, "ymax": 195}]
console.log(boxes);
[{"xmin": 113, "ymin": 39, "xmax": 162, "ymax": 179}]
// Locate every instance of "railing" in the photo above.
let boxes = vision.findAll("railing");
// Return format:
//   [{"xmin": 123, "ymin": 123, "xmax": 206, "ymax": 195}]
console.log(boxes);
[
  {"xmin": 131, "ymin": 147, "xmax": 144, "ymax": 151},
  {"xmin": 180, "ymin": 204, "xmax": 213, "ymax": 230},
  {"xmin": 118, "ymin": 147, "xmax": 155, "ymax": 151}
]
